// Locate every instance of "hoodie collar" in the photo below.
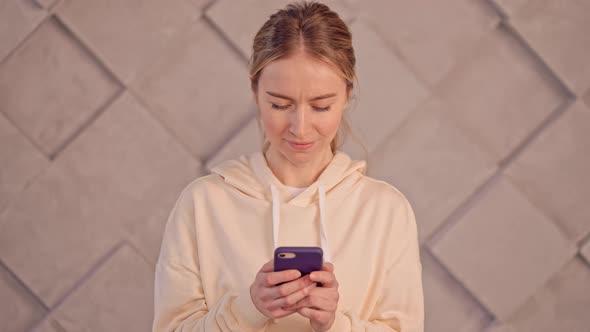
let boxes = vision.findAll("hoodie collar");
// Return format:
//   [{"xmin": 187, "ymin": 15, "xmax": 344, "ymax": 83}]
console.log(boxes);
[
  {"xmin": 210, "ymin": 151, "xmax": 366, "ymax": 205},
  {"xmin": 210, "ymin": 150, "xmax": 367, "ymax": 262},
  {"xmin": 249, "ymin": 150, "xmax": 366, "ymax": 206}
]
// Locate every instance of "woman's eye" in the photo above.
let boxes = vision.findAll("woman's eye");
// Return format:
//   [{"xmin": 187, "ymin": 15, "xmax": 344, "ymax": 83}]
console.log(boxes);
[
  {"xmin": 271, "ymin": 103, "xmax": 290, "ymax": 110},
  {"xmin": 270, "ymin": 103, "xmax": 331, "ymax": 111},
  {"xmin": 313, "ymin": 106, "xmax": 331, "ymax": 112}
]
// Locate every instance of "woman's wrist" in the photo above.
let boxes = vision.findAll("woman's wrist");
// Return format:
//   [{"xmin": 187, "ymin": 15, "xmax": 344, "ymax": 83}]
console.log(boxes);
[
  {"xmin": 233, "ymin": 286, "xmax": 271, "ymax": 329},
  {"xmin": 324, "ymin": 310, "xmax": 350, "ymax": 331}
]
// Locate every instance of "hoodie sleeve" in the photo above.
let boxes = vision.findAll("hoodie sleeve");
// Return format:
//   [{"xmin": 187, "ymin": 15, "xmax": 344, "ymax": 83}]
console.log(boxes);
[
  {"xmin": 327, "ymin": 195, "xmax": 425, "ymax": 332},
  {"xmin": 152, "ymin": 187, "xmax": 271, "ymax": 332}
]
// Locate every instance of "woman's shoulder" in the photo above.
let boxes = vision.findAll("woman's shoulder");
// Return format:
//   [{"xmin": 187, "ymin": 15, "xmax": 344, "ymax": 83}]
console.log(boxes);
[
  {"xmin": 357, "ymin": 173, "xmax": 413, "ymax": 207},
  {"xmin": 175, "ymin": 173, "xmax": 226, "ymax": 199},
  {"xmin": 358, "ymin": 175, "xmax": 418, "ymax": 241}
]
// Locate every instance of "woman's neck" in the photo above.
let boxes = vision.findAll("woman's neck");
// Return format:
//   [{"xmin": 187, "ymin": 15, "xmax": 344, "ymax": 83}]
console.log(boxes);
[{"xmin": 263, "ymin": 146, "xmax": 333, "ymax": 187}]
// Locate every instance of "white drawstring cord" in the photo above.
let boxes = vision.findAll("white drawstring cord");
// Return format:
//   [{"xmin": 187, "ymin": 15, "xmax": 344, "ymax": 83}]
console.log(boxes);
[
  {"xmin": 270, "ymin": 183, "xmax": 331, "ymax": 262},
  {"xmin": 270, "ymin": 184, "xmax": 280, "ymax": 250},
  {"xmin": 318, "ymin": 184, "xmax": 331, "ymax": 262}
]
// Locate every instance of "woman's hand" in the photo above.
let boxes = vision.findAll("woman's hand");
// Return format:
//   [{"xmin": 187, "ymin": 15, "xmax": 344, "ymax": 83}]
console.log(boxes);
[
  {"xmin": 250, "ymin": 259, "xmax": 318, "ymax": 319},
  {"xmin": 284, "ymin": 262, "xmax": 340, "ymax": 332}
]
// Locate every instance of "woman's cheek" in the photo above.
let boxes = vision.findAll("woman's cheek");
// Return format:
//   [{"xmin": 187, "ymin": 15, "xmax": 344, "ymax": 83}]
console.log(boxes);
[
  {"xmin": 261, "ymin": 111, "xmax": 286, "ymax": 139},
  {"xmin": 323, "ymin": 111, "xmax": 342, "ymax": 136}
]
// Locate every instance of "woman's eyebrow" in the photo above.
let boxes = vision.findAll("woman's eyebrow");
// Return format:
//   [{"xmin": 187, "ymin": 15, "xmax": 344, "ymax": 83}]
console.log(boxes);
[{"xmin": 266, "ymin": 91, "xmax": 337, "ymax": 101}]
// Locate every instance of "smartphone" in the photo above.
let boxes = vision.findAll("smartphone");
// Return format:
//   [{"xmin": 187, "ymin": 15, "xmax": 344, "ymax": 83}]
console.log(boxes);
[{"xmin": 274, "ymin": 246, "xmax": 323, "ymax": 276}]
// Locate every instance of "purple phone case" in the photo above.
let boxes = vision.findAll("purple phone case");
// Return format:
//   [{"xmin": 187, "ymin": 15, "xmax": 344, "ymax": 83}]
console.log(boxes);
[{"xmin": 274, "ymin": 246, "xmax": 323, "ymax": 275}]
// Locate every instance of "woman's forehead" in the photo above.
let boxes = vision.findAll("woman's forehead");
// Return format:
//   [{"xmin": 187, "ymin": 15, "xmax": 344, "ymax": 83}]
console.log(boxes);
[{"xmin": 259, "ymin": 55, "xmax": 345, "ymax": 93}]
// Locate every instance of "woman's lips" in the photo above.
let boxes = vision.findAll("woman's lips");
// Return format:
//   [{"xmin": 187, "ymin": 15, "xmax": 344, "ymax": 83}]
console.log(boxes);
[{"xmin": 287, "ymin": 140, "xmax": 315, "ymax": 151}]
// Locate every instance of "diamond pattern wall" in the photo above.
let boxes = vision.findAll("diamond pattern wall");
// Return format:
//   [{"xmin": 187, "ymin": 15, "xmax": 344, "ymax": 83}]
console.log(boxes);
[
  {"xmin": 1, "ymin": 0, "xmax": 589, "ymax": 331},
  {"xmin": 0, "ymin": 17, "xmax": 121, "ymax": 157}
]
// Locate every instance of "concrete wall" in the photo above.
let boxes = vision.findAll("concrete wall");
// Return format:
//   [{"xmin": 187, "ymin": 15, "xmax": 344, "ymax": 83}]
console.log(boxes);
[{"xmin": 1, "ymin": 0, "xmax": 589, "ymax": 331}]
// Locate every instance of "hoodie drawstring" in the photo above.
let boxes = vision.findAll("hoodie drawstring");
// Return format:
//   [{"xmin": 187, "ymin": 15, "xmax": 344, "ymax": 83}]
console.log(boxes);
[{"xmin": 270, "ymin": 183, "xmax": 331, "ymax": 262}]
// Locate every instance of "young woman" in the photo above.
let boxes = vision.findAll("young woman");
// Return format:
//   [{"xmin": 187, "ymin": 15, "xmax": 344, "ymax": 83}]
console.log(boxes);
[{"xmin": 153, "ymin": 2, "xmax": 424, "ymax": 331}]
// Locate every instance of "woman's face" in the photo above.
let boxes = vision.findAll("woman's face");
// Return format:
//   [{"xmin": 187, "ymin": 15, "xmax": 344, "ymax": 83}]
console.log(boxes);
[{"xmin": 254, "ymin": 52, "xmax": 349, "ymax": 163}]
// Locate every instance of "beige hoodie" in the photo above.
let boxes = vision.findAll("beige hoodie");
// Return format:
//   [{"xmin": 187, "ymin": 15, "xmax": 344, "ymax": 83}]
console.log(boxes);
[{"xmin": 153, "ymin": 150, "xmax": 424, "ymax": 332}]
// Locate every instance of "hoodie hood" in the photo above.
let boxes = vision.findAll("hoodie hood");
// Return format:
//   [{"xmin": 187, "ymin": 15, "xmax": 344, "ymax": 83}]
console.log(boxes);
[{"xmin": 210, "ymin": 151, "xmax": 367, "ymax": 262}]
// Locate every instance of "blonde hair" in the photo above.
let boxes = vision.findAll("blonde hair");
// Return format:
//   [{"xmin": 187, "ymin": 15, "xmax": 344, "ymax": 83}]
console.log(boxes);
[{"xmin": 248, "ymin": 0, "xmax": 366, "ymax": 156}]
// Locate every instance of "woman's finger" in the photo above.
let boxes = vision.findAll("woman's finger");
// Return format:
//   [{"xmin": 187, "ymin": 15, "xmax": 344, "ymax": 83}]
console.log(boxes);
[
  {"xmin": 284, "ymin": 287, "xmax": 338, "ymax": 311},
  {"xmin": 283, "ymin": 286, "xmax": 337, "ymax": 309},
  {"xmin": 288, "ymin": 294, "xmax": 337, "ymax": 312},
  {"xmin": 268, "ymin": 306, "xmax": 298, "ymax": 319},
  {"xmin": 269, "ymin": 274, "xmax": 315, "ymax": 299},
  {"xmin": 297, "ymin": 306, "xmax": 333, "ymax": 324},
  {"xmin": 269, "ymin": 282, "xmax": 316, "ymax": 310},
  {"xmin": 309, "ymin": 270, "xmax": 338, "ymax": 288},
  {"xmin": 260, "ymin": 269, "xmax": 302, "ymax": 287},
  {"xmin": 259, "ymin": 259, "xmax": 274, "ymax": 272}
]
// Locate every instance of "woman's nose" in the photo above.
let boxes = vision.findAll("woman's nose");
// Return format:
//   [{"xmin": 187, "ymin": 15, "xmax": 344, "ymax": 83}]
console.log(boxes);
[{"xmin": 290, "ymin": 106, "xmax": 310, "ymax": 137}]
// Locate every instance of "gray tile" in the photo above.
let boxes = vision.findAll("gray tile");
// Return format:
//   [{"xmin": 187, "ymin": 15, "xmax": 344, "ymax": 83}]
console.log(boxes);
[
  {"xmin": 361, "ymin": 0, "xmax": 499, "ymax": 85},
  {"xmin": 483, "ymin": 322, "xmax": 517, "ymax": 332},
  {"xmin": 53, "ymin": 244, "xmax": 154, "ymax": 332},
  {"xmin": 132, "ymin": 20, "xmax": 253, "ymax": 160},
  {"xmin": 45, "ymin": 0, "xmax": 63, "ymax": 11},
  {"xmin": 187, "ymin": 0, "xmax": 211, "ymax": 10},
  {"xmin": 490, "ymin": 0, "xmax": 531, "ymax": 17},
  {"xmin": 125, "ymin": 165, "xmax": 204, "ymax": 266},
  {"xmin": 0, "ymin": 0, "xmax": 46, "ymax": 62},
  {"xmin": 57, "ymin": 0, "xmax": 200, "ymax": 83},
  {"xmin": 437, "ymin": 27, "xmax": 567, "ymax": 161},
  {"xmin": 0, "ymin": 112, "xmax": 48, "ymax": 214},
  {"xmin": 0, "ymin": 18, "xmax": 121, "ymax": 156},
  {"xmin": 421, "ymin": 252, "xmax": 490, "ymax": 332},
  {"xmin": 508, "ymin": 257, "xmax": 590, "ymax": 332},
  {"xmin": 346, "ymin": 20, "xmax": 429, "ymax": 155},
  {"xmin": 511, "ymin": 0, "xmax": 590, "ymax": 95},
  {"xmin": 124, "ymin": 205, "xmax": 172, "ymax": 267},
  {"xmin": 430, "ymin": 177, "xmax": 576, "ymax": 320},
  {"xmin": 0, "ymin": 264, "xmax": 46, "ymax": 332},
  {"xmin": 206, "ymin": 0, "xmax": 354, "ymax": 59},
  {"xmin": 369, "ymin": 97, "xmax": 496, "ymax": 242},
  {"xmin": 205, "ymin": 116, "xmax": 263, "ymax": 172},
  {"xmin": 580, "ymin": 238, "xmax": 590, "ymax": 266},
  {"xmin": 30, "ymin": 318, "xmax": 67, "ymax": 332},
  {"xmin": 33, "ymin": 0, "xmax": 59, "ymax": 11},
  {"xmin": 505, "ymin": 101, "xmax": 590, "ymax": 242},
  {"xmin": 0, "ymin": 93, "xmax": 201, "ymax": 307}
]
